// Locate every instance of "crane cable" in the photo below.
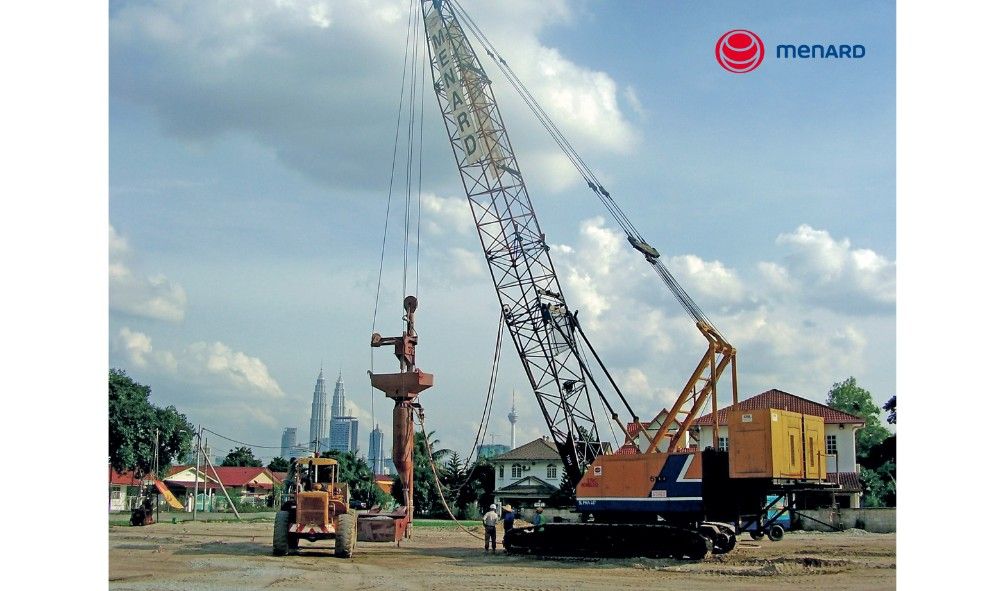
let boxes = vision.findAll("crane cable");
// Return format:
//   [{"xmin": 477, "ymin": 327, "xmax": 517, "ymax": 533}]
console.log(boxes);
[
  {"xmin": 436, "ymin": 309, "xmax": 504, "ymax": 497},
  {"xmin": 448, "ymin": 0, "xmax": 640, "ymax": 238},
  {"xmin": 372, "ymin": 0, "xmax": 432, "ymax": 442},
  {"xmin": 417, "ymin": 409, "xmax": 484, "ymax": 540},
  {"xmin": 372, "ymin": 0, "xmax": 421, "ymax": 438},
  {"xmin": 457, "ymin": 310, "xmax": 504, "ymax": 473},
  {"xmin": 403, "ymin": 0, "xmax": 427, "ymax": 303}
]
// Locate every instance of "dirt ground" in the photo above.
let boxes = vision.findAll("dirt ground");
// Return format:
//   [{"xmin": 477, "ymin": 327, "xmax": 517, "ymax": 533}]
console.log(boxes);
[{"xmin": 109, "ymin": 520, "xmax": 895, "ymax": 590}]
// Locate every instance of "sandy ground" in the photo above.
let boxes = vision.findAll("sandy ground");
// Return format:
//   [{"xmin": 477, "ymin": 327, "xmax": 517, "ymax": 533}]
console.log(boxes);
[{"xmin": 109, "ymin": 520, "xmax": 895, "ymax": 590}]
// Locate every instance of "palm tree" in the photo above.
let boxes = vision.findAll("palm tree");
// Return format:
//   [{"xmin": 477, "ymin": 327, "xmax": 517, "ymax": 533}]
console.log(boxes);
[{"xmin": 416, "ymin": 430, "xmax": 453, "ymax": 466}]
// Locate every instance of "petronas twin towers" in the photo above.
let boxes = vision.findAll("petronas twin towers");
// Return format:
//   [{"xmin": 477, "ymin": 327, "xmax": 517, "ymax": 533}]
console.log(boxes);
[{"xmin": 308, "ymin": 368, "xmax": 358, "ymax": 454}]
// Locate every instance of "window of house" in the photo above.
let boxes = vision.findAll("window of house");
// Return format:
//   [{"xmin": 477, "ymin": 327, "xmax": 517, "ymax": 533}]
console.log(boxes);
[
  {"xmin": 511, "ymin": 464, "xmax": 522, "ymax": 478},
  {"xmin": 498, "ymin": 465, "xmax": 504, "ymax": 479},
  {"xmin": 546, "ymin": 464, "xmax": 557, "ymax": 479},
  {"xmin": 111, "ymin": 490, "xmax": 121, "ymax": 499},
  {"xmin": 809, "ymin": 438, "xmax": 815, "ymax": 467},
  {"xmin": 718, "ymin": 436, "xmax": 728, "ymax": 451},
  {"xmin": 789, "ymin": 434, "xmax": 796, "ymax": 464},
  {"xmin": 826, "ymin": 435, "xmax": 837, "ymax": 455}
]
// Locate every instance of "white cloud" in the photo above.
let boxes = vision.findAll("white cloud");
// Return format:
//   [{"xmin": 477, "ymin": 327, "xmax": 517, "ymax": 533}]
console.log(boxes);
[
  {"xmin": 771, "ymin": 224, "xmax": 895, "ymax": 313},
  {"xmin": 110, "ymin": 0, "xmax": 639, "ymax": 194},
  {"xmin": 756, "ymin": 261, "xmax": 794, "ymax": 295},
  {"xmin": 111, "ymin": 327, "xmax": 285, "ymax": 400},
  {"xmin": 725, "ymin": 307, "xmax": 868, "ymax": 397},
  {"xmin": 520, "ymin": 149, "xmax": 583, "ymax": 193},
  {"xmin": 543, "ymin": 217, "xmax": 889, "ymax": 422},
  {"xmin": 421, "ymin": 192, "xmax": 470, "ymax": 235},
  {"xmin": 617, "ymin": 367, "xmax": 654, "ymax": 402},
  {"xmin": 623, "ymin": 85, "xmax": 645, "ymax": 119},
  {"xmin": 446, "ymin": 247, "xmax": 485, "ymax": 279},
  {"xmin": 513, "ymin": 45, "xmax": 637, "ymax": 154},
  {"xmin": 116, "ymin": 326, "xmax": 152, "ymax": 368},
  {"xmin": 667, "ymin": 254, "xmax": 745, "ymax": 305},
  {"xmin": 109, "ymin": 225, "xmax": 187, "ymax": 322},
  {"xmin": 345, "ymin": 399, "xmax": 374, "ymax": 433},
  {"xmin": 180, "ymin": 341, "xmax": 286, "ymax": 399},
  {"xmin": 114, "ymin": 327, "xmax": 179, "ymax": 372}
]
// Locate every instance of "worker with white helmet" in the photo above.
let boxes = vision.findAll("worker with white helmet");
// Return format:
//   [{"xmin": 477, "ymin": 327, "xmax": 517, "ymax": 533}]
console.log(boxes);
[{"xmin": 482, "ymin": 503, "xmax": 500, "ymax": 553}]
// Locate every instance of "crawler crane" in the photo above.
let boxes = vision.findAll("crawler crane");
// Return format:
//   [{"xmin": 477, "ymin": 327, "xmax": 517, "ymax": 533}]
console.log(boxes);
[{"xmin": 416, "ymin": 0, "xmax": 832, "ymax": 558}]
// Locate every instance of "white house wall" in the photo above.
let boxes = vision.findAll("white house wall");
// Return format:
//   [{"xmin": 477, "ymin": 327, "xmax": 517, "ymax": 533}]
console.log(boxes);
[
  {"xmin": 109, "ymin": 485, "xmax": 128, "ymax": 511},
  {"xmin": 824, "ymin": 424, "xmax": 859, "ymax": 473},
  {"xmin": 693, "ymin": 425, "xmax": 730, "ymax": 450},
  {"xmin": 493, "ymin": 459, "xmax": 562, "ymax": 490}
]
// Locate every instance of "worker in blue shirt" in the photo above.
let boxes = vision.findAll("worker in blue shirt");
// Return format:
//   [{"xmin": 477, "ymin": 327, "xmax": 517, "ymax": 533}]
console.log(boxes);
[{"xmin": 501, "ymin": 504, "xmax": 516, "ymax": 550}]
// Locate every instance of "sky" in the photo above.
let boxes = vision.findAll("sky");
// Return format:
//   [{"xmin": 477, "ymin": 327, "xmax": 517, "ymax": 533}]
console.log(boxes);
[{"xmin": 108, "ymin": 0, "xmax": 896, "ymax": 462}]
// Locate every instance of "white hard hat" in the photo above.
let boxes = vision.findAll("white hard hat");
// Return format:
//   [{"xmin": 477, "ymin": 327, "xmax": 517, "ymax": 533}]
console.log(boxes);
[{"xmin": 490, "ymin": 503, "xmax": 496, "ymax": 510}]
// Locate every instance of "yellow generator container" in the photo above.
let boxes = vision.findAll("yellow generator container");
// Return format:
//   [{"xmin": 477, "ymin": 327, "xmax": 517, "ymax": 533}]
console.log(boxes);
[
  {"xmin": 728, "ymin": 408, "xmax": 806, "ymax": 479},
  {"xmin": 801, "ymin": 414, "xmax": 825, "ymax": 481}
]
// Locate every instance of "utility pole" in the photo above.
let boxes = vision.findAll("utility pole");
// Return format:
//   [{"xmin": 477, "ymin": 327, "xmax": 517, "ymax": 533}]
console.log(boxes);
[
  {"xmin": 200, "ymin": 442, "xmax": 241, "ymax": 521},
  {"xmin": 204, "ymin": 435, "xmax": 212, "ymax": 512},
  {"xmin": 193, "ymin": 426, "xmax": 202, "ymax": 521},
  {"xmin": 154, "ymin": 428, "xmax": 160, "ymax": 523}
]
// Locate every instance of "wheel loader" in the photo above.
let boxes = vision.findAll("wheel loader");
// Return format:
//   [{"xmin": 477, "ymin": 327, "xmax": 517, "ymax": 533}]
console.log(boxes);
[{"xmin": 272, "ymin": 456, "xmax": 357, "ymax": 558}]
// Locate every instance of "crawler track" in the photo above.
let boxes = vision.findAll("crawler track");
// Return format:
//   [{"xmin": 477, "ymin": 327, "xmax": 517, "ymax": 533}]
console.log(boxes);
[{"xmin": 504, "ymin": 523, "xmax": 724, "ymax": 560}]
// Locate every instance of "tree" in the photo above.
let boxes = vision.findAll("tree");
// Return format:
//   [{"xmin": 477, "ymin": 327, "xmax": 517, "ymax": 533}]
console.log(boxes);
[
  {"xmin": 221, "ymin": 446, "xmax": 262, "ymax": 467},
  {"xmin": 417, "ymin": 430, "xmax": 453, "ymax": 465},
  {"xmin": 321, "ymin": 449, "xmax": 393, "ymax": 508},
  {"xmin": 860, "ymin": 464, "xmax": 896, "ymax": 507},
  {"xmin": 392, "ymin": 430, "xmax": 454, "ymax": 516},
  {"xmin": 883, "ymin": 395, "xmax": 896, "ymax": 424},
  {"xmin": 548, "ymin": 467, "xmax": 576, "ymax": 508},
  {"xmin": 430, "ymin": 452, "xmax": 495, "ymax": 518},
  {"xmin": 462, "ymin": 461, "xmax": 496, "ymax": 516},
  {"xmin": 826, "ymin": 377, "xmax": 891, "ymax": 458},
  {"xmin": 109, "ymin": 369, "xmax": 194, "ymax": 476},
  {"xmin": 827, "ymin": 377, "xmax": 895, "ymax": 507},
  {"xmin": 267, "ymin": 456, "xmax": 291, "ymax": 473},
  {"xmin": 441, "ymin": 452, "xmax": 465, "ymax": 491}
]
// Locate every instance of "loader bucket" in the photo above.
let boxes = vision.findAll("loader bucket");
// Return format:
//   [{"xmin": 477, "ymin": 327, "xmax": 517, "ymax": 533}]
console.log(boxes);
[{"xmin": 357, "ymin": 509, "xmax": 408, "ymax": 543}]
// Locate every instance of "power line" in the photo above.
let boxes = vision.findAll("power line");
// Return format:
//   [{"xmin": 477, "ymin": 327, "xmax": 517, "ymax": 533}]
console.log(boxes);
[{"xmin": 201, "ymin": 427, "xmax": 286, "ymax": 451}]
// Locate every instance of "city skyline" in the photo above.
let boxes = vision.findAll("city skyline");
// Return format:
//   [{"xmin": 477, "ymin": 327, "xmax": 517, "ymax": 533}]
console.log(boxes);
[{"xmin": 280, "ymin": 369, "xmax": 362, "ymax": 459}]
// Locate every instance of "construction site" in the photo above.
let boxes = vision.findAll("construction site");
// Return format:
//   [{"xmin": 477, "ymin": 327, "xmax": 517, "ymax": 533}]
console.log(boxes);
[
  {"xmin": 107, "ymin": 0, "xmax": 897, "ymax": 588},
  {"xmin": 109, "ymin": 520, "xmax": 894, "ymax": 590}
]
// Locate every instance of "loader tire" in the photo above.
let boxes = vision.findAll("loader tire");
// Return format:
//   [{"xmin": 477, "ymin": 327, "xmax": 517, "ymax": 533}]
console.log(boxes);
[
  {"xmin": 273, "ymin": 510, "xmax": 291, "ymax": 556},
  {"xmin": 335, "ymin": 509, "xmax": 357, "ymax": 558}
]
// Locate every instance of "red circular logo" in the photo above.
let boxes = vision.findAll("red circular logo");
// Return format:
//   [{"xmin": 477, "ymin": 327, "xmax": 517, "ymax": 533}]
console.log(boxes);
[{"xmin": 716, "ymin": 29, "xmax": 765, "ymax": 73}]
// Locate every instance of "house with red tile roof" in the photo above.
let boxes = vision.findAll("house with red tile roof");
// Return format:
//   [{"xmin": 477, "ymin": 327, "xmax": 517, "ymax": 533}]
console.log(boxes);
[
  {"xmin": 108, "ymin": 468, "xmax": 146, "ymax": 511},
  {"xmin": 163, "ymin": 465, "xmax": 282, "ymax": 505},
  {"xmin": 692, "ymin": 389, "xmax": 865, "ymax": 507},
  {"xmin": 620, "ymin": 407, "xmax": 695, "ymax": 453}
]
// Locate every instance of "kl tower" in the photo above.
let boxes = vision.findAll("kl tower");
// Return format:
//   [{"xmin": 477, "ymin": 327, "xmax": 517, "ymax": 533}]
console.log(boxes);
[{"xmin": 507, "ymin": 390, "xmax": 517, "ymax": 449}]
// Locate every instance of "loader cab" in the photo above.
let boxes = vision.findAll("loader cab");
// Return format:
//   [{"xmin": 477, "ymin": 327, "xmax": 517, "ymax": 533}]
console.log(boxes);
[
  {"xmin": 295, "ymin": 456, "xmax": 340, "ymax": 494},
  {"xmin": 279, "ymin": 457, "xmax": 350, "ymax": 522}
]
